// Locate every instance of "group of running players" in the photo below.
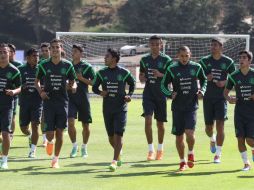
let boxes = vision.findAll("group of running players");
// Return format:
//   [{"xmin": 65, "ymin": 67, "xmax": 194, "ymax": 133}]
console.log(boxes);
[{"xmin": 0, "ymin": 35, "xmax": 253, "ymax": 172}]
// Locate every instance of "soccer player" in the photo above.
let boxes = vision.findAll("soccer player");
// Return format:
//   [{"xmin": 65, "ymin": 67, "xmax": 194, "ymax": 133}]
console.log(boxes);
[
  {"xmin": 139, "ymin": 35, "xmax": 172, "ymax": 161},
  {"xmin": 19, "ymin": 48, "xmax": 42, "ymax": 158},
  {"xmin": 199, "ymin": 38, "xmax": 235, "ymax": 163},
  {"xmin": 39, "ymin": 42, "xmax": 50, "ymax": 147},
  {"xmin": 224, "ymin": 50, "xmax": 254, "ymax": 171},
  {"xmin": 40, "ymin": 42, "xmax": 50, "ymax": 61},
  {"xmin": 35, "ymin": 39, "xmax": 76, "ymax": 168},
  {"xmin": 92, "ymin": 48, "xmax": 135, "ymax": 171},
  {"xmin": 161, "ymin": 46, "xmax": 207, "ymax": 171},
  {"xmin": 68, "ymin": 44, "xmax": 95, "ymax": 158},
  {"xmin": 8, "ymin": 43, "xmax": 22, "ymax": 139},
  {"xmin": 0, "ymin": 43, "xmax": 21, "ymax": 169}
]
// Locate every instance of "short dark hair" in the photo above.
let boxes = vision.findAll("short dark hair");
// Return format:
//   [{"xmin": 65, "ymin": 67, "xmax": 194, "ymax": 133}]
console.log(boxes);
[
  {"xmin": 239, "ymin": 50, "xmax": 253, "ymax": 61},
  {"xmin": 50, "ymin": 38, "xmax": 63, "ymax": 47},
  {"xmin": 72, "ymin": 44, "xmax": 84, "ymax": 52},
  {"xmin": 0, "ymin": 43, "xmax": 9, "ymax": 48},
  {"xmin": 211, "ymin": 38, "xmax": 223, "ymax": 46},
  {"xmin": 178, "ymin": 46, "xmax": 191, "ymax": 53},
  {"xmin": 8, "ymin": 43, "xmax": 16, "ymax": 52},
  {"xmin": 107, "ymin": 48, "xmax": 120, "ymax": 63},
  {"xmin": 40, "ymin": 42, "xmax": 50, "ymax": 49},
  {"xmin": 149, "ymin": 35, "xmax": 162, "ymax": 41},
  {"xmin": 26, "ymin": 48, "xmax": 39, "ymax": 57}
]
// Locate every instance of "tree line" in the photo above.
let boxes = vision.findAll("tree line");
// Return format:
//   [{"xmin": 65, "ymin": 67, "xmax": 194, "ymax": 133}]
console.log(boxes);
[{"xmin": 0, "ymin": 0, "xmax": 254, "ymax": 52}]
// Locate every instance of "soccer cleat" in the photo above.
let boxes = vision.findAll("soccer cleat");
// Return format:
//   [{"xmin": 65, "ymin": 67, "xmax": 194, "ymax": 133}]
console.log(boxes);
[
  {"xmin": 46, "ymin": 142, "xmax": 54, "ymax": 156},
  {"xmin": 242, "ymin": 163, "xmax": 251, "ymax": 171},
  {"xmin": 147, "ymin": 151, "xmax": 155, "ymax": 161},
  {"xmin": 70, "ymin": 146, "xmax": 78, "ymax": 158},
  {"xmin": 109, "ymin": 161, "xmax": 117, "ymax": 172},
  {"xmin": 42, "ymin": 139, "xmax": 47, "ymax": 148},
  {"xmin": 252, "ymin": 150, "xmax": 254, "ymax": 162},
  {"xmin": 179, "ymin": 162, "xmax": 187, "ymax": 171},
  {"xmin": 214, "ymin": 155, "xmax": 221, "ymax": 163},
  {"xmin": 187, "ymin": 154, "xmax": 195, "ymax": 168},
  {"xmin": 51, "ymin": 158, "xmax": 60, "ymax": 168},
  {"xmin": 155, "ymin": 150, "xmax": 163, "ymax": 160},
  {"xmin": 0, "ymin": 162, "xmax": 8, "ymax": 170},
  {"xmin": 210, "ymin": 141, "xmax": 216, "ymax": 154},
  {"xmin": 28, "ymin": 151, "xmax": 36, "ymax": 158},
  {"xmin": 81, "ymin": 147, "xmax": 88, "ymax": 158}
]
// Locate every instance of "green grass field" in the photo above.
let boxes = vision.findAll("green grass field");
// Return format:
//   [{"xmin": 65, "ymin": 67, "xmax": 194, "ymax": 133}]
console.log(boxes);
[{"xmin": 0, "ymin": 98, "xmax": 253, "ymax": 190}]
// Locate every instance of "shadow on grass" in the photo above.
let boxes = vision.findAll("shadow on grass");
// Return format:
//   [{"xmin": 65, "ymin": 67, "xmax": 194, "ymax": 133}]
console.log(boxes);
[
  {"xmin": 238, "ymin": 175, "xmax": 254, "ymax": 178},
  {"xmin": 166, "ymin": 169, "xmax": 241, "ymax": 177},
  {"xmin": 24, "ymin": 169, "xmax": 100, "ymax": 175},
  {"xmin": 65, "ymin": 162, "xmax": 109, "ymax": 167},
  {"xmin": 0, "ymin": 166, "xmax": 47, "ymax": 173}
]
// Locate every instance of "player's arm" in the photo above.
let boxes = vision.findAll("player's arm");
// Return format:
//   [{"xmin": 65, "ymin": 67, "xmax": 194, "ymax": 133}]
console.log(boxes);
[
  {"xmin": 224, "ymin": 75, "xmax": 237, "ymax": 104},
  {"xmin": 6, "ymin": 71, "xmax": 21, "ymax": 96},
  {"xmin": 92, "ymin": 71, "xmax": 107, "ymax": 97},
  {"xmin": 66, "ymin": 64, "xmax": 77, "ymax": 93},
  {"xmin": 35, "ymin": 64, "xmax": 49, "ymax": 99},
  {"xmin": 77, "ymin": 66, "xmax": 95, "ymax": 86},
  {"xmin": 124, "ymin": 71, "xmax": 136, "ymax": 102},
  {"xmin": 139, "ymin": 58, "xmax": 147, "ymax": 83},
  {"xmin": 161, "ymin": 68, "xmax": 174, "ymax": 98},
  {"xmin": 197, "ymin": 66, "xmax": 207, "ymax": 97}
]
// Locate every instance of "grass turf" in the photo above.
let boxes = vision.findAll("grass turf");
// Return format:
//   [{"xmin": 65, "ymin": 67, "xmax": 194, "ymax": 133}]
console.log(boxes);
[{"xmin": 0, "ymin": 98, "xmax": 253, "ymax": 190}]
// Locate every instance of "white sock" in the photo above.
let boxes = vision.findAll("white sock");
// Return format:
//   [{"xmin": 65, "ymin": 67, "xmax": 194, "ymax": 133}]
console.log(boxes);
[
  {"xmin": 82, "ymin": 144, "xmax": 87, "ymax": 149},
  {"xmin": 53, "ymin": 156, "xmax": 59, "ymax": 161},
  {"xmin": 240, "ymin": 151, "xmax": 249, "ymax": 164},
  {"xmin": 148, "ymin": 144, "xmax": 154, "ymax": 152},
  {"xmin": 48, "ymin": 140, "xmax": 54, "ymax": 144},
  {"xmin": 215, "ymin": 146, "xmax": 222, "ymax": 156},
  {"xmin": 42, "ymin": 134, "xmax": 47, "ymax": 141},
  {"xmin": 31, "ymin": 144, "xmax": 36, "ymax": 152},
  {"xmin": 210, "ymin": 134, "xmax": 216, "ymax": 142},
  {"xmin": 180, "ymin": 158, "xmax": 186, "ymax": 163},
  {"xmin": 73, "ymin": 142, "xmax": 78, "ymax": 148},
  {"xmin": 2, "ymin": 155, "xmax": 8, "ymax": 163},
  {"xmin": 188, "ymin": 150, "xmax": 194, "ymax": 155},
  {"xmin": 157, "ymin": 144, "xmax": 163, "ymax": 151}
]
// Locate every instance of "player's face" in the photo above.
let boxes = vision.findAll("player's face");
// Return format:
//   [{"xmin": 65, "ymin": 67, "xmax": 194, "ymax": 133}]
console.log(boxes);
[
  {"xmin": 0, "ymin": 47, "xmax": 10, "ymax": 63},
  {"xmin": 104, "ymin": 52, "xmax": 113, "ymax": 66},
  {"xmin": 41, "ymin": 47, "xmax": 50, "ymax": 59},
  {"xmin": 9, "ymin": 48, "xmax": 15, "ymax": 61},
  {"xmin": 149, "ymin": 39, "xmax": 161, "ymax": 54},
  {"xmin": 27, "ymin": 52, "xmax": 39, "ymax": 66},
  {"xmin": 211, "ymin": 41, "xmax": 222, "ymax": 54},
  {"xmin": 72, "ymin": 48, "xmax": 82, "ymax": 60},
  {"xmin": 50, "ymin": 42, "xmax": 62, "ymax": 58},
  {"xmin": 239, "ymin": 53, "xmax": 251, "ymax": 69},
  {"xmin": 178, "ymin": 50, "xmax": 191, "ymax": 65}
]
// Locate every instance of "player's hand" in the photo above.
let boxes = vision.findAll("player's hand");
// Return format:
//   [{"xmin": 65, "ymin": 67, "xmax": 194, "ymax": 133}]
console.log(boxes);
[
  {"xmin": 40, "ymin": 91, "xmax": 50, "ymax": 100},
  {"xmin": 207, "ymin": 74, "xmax": 213, "ymax": 81},
  {"xmin": 196, "ymin": 90, "xmax": 204, "ymax": 99},
  {"xmin": 100, "ymin": 90, "xmax": 108, "ymax": 97},
  {"xmin": 124, "ymin": 95, "xmax": 131, "ymax": 103},
  {"xmin": 5, "ymin": 89, "xmax": 15, "ymax": 96},
  {"xmin": 226, "ymin": 95, "xmax": 237, "ymax": 104},
  {"xmin": 215, "ymin": 80, "xmax": 226, "ymax": 88},
  {"xmin": 139, "ymin": 73, "xmax": 147, "ymax": 83},
  {"xmin": 171, "ymin": 92, "xmax": 177, "ymax": 100},
  {"xmin": 152, "ymin": 69, "xmax": 163, "ymax": 78},
  {"xmin": 76, "ymin": 73, "xmax": 84, "ymax": 81},
  {"xmin": 248, "ymin": 94, "xmax": 254, "ymax": 101}
]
